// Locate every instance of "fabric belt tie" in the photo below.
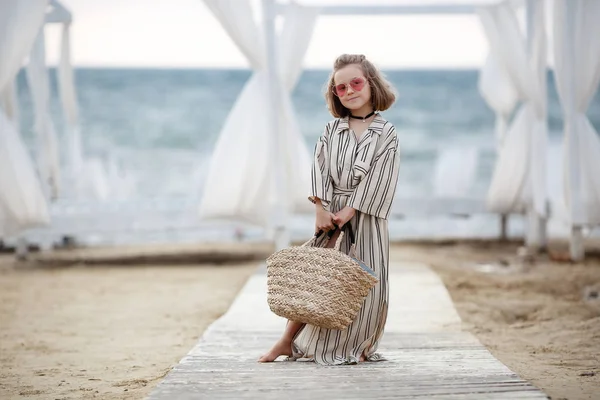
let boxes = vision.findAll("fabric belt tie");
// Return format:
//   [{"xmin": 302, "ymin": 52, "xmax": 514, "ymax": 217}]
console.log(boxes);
[{"xmin": 333, "ymin": 187, "xmax": 354, "ymax": 196}]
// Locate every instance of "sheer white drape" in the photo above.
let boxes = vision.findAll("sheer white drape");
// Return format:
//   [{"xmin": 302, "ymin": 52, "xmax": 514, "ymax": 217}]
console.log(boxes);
[
  {"xmin": 553, "ymin": 0, "xmax": 600, "ymax": 226},
  {"xmin": 26, "ymin": 30, "xmax": 62, "ymax": 200},
  {"xmin": 478, "ymin": 1, "xmax": 547, "ymax": 217},
  {"xmin": 0, "ymin": 0, "xmax": 50, "ymax": 237},
  {"xmin": 198, "ymin": 0, "xmax": 317, "ymax": 225},
  {"xmin": 0, "ymin": 0, "xmax": 46, "ymax": 89},
  {"xmin": 478, "ymin": 52, "xmax": 519, "ymax": 149},
  {"xmin": 0, "ymin": 79, "xmax": 19, "ymax": 129},
  {"xmin": 276, "ymin": 3, "xmax": 317, "ymax": 215}
]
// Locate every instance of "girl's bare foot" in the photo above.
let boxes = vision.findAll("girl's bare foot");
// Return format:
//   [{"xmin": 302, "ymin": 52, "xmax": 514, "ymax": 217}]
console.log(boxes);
[
  {"xmin": 359, "ymin": 350, "xmax": 368, "ymax": 362},
  {"xmin": 258, "ymin": 339, "xmax": 292, "ymax": 363}
]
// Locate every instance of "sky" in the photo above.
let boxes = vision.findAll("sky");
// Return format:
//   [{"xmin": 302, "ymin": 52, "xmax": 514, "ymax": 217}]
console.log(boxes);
[{"xmin": 43, "ymin": 0, "xmax": 496, "ymax": 69}]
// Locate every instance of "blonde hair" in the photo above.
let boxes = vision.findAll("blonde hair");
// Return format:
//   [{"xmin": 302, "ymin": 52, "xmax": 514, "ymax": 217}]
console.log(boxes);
[{"xmin": 324, "ymin": 54, "xmax": 396, "ymax": 118}]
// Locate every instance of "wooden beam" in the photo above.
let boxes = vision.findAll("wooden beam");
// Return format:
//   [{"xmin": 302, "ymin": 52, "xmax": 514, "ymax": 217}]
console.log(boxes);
[
  {"xmin": 45, "ymin": 0, "xmax": 72, "ymax": 24},
  {"xmin": 562, "ymin": 2, "xmax": 585, "ymax": 262},
  {"xmin": 263, "ymin": 0, "xmax": 290, "ymax": 251},
  {"xmin": 275, "ymin": 4, "xmax": 478, "ymax": 15}
]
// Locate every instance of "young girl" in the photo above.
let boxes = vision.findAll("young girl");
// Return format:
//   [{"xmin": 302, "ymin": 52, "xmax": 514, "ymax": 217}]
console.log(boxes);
[{"xmin": 259, "ymin": 54, "xmax": 400, "ymax": 365}]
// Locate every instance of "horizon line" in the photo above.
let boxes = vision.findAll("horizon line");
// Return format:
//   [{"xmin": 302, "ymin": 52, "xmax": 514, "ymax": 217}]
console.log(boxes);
[{"xmin": 43, "ymin": 64, "xmax": 486, "ymax": 71}]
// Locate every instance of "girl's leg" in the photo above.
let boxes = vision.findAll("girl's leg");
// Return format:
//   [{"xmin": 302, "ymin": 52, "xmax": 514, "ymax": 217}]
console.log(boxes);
[{"xmin": 258, "ymin": 320, "xmax": 304, "ymax": 362}]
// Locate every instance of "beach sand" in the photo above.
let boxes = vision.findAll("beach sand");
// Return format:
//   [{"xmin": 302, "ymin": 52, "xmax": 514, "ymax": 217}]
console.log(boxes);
[
  {"xmin": 0, "ymin": 255, "xmax": 257, "ymax": 400},
  {"xmin": 391, "ymin": 239, "xmax": 600, "ymax": 400},
  {"xmin": 1, "ymin": 240, "xmax": 599, "ymax": 400}
]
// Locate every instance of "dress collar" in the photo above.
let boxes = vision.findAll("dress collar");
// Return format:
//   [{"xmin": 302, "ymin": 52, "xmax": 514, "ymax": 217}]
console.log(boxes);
[{"xmin": 334, "ymin": 112, "xmax": 387, "ymax": 135}]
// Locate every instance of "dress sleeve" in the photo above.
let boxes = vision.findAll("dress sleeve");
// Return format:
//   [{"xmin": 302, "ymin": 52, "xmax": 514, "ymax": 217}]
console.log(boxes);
[
  {"xmin": 308, "ymin": 124, "xmax": 333, "ymax": 210},
  {"xmin": 347, "ymin": 126, "xmax": 400, "ymax": 219}
]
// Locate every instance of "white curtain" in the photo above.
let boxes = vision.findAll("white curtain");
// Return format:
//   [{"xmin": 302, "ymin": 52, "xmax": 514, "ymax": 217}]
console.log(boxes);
[
  {"xmin": 26, "ymin": 29, "xmax": 62, "ymax": 200},
  {"xmin": 0, "ymin": 0, "xmax": 47, "ymax": 89},
  {"xmin": 0, "ymin": 0, "xmax": 50, "ymax": 237},
  {"xmin": 0, "ymin": 112, "xmax": 51, "ymax": 236},
  {"xmin": 0, "ymin": 78, "xmax": 19, "ymax": 129},
  {"xmin": 198, "ymin": 0, "xmax": 317, "ymax": 225},
  {"xmin": 553, "ymin": 0, "xmax": 600, "ymax": 226},
  {"xmin": 276, "ymin": 3, "xmax": 317, "ymax": 215},
  {"xmin": 478, "ymin": 52, "xmax": 520, "ymax": 149},
  {"xmin": 478, "ymin": 1, "xmax": 547, "ymax": 216}
]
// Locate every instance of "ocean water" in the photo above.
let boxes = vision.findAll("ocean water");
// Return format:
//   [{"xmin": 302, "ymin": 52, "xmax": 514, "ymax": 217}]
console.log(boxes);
[{"xmin": 12, "ymin": 68, "xmax": 600, "ymax": 245}]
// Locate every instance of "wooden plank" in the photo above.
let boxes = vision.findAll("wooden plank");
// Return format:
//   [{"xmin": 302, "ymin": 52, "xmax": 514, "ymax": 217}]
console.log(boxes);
[{"xmin": 146, "ymin": 262, "xmax": 548, "ymax": 399}]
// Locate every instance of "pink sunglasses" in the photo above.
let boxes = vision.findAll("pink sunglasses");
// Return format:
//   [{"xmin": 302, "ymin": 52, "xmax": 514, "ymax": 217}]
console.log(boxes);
[{"xmin": 332, "ymin": 77, "xmax": 367, "ymax": 97}]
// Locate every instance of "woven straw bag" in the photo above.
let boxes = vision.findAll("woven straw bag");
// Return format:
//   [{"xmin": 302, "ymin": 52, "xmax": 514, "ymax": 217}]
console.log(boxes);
[{"xmin": 266, "ymin": 226, "xmax": 379, "ymax": 330}]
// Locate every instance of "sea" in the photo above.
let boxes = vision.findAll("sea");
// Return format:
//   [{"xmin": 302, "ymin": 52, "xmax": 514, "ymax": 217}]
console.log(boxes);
[{"xmin": 11, "ymin": 68, "xmax": 600, "ymax": 246}]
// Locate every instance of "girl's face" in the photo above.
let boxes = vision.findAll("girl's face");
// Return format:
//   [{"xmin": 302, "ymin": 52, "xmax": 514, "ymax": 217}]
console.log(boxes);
[{"xmin": 333, "ymin": 64, "xmax": 372, "ymax": 114}]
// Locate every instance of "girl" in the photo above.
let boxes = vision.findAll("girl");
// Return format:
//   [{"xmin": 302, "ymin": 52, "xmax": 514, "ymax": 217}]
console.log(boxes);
[{"xmin": 259, "ymin": 54, "xmax": 400, "ymax": 365}]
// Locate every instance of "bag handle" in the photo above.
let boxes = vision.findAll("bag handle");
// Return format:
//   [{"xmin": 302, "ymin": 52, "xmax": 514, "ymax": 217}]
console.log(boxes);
[
  {"xmin": 315, "ymin": 223, "xmax": 356, "ymax": 245},
  {"xmin": 302, "ymin": 224, "xmax": 358, "ymax": 256},
  {"xmin": 307, "ymin": 224, "xmax": 358, "ymax": 259},
  {"xmin": 314, "ymin": 228, "xmax": 335, "ymax": 239}
]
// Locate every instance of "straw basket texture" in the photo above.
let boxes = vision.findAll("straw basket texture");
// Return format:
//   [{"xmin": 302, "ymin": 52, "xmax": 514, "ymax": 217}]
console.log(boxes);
[{"xmin": 266, "ymin": 227, "xmax": 379, "ymax": 330}]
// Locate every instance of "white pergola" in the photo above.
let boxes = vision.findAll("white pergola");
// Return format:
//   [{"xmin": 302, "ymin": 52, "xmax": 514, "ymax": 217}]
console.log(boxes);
[
  {"xmin": 44, "ymin": 0, "xmax": 87, "ymax": 201},
  {"xmin": 0, "ymin": 0, "xmax": 89, "ymax": 254},
  {"xmin": 1, "ymin": 0, "xmax": 599, "ymax": 261},
  {"xmin": 0, "ymin": 0, "xmax": 50, "ymax": 245},
  {"xmin": 198, "ymin": 0, "xmax": 600, "ymax": 260}
]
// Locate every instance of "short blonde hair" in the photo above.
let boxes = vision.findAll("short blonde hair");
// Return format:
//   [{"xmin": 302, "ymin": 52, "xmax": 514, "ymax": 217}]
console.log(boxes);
[{"xmin": 324, "ymin": 54, "xmax": 396, "ymax": 118}]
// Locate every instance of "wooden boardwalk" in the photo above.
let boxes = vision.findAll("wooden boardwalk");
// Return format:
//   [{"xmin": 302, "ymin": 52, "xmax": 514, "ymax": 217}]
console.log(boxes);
[{"xmin": 146, "ymin": 262, "xmax": 548, "ymax": 399}]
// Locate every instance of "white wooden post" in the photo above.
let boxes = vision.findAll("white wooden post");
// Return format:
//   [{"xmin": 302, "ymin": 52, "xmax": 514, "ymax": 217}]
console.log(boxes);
[
  {"xmin": 562, "ymin": 1, "xmax": 584, "ymax": 261},
  {"xmin": 495, "ymin": 113, "xmax": 509, "ymax": 241},
  {"xmin": 499, "ymin": 214, "xmax": 508, "ymax": 240},
  {"xmin": 524, "ymin": 0, "xmax": 548, "ymax": 252},
  {"xmin": 263, "ymin": 0, "xmax": 290, "ymax": 251},
  {"xmin": 571, "ymin": 226, "xmax": 584, "ymax": 261},
  {"xmin": 15, "ymin": 237, "xmax": 28, "ymax": 260}
]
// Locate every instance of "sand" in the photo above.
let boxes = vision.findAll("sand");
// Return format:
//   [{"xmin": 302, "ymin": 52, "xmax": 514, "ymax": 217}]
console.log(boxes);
[
  {"xmin": 1, "ymin": 240, "xmax": 599, "ymax": 400},
  {"xmin": 0, "ymin": 256, "xmax": 256, "ymax": 400},
  {"xmin": 391, "ymin": 240, "xmax": 600, "ymax": 400}
]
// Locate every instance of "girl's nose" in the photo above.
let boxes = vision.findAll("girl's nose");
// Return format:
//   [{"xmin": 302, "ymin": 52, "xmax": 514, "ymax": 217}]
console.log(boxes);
[{"xmin": 346, "ymin": 86, "xmax": 355, "ymax": 95}]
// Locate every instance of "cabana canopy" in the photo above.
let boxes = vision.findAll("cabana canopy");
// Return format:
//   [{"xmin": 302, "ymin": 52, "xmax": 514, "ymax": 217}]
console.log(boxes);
[
  {"xmin": 0, "ymin": 0, "xmax": 50, "ymax": 238},
  {"xmin": 0, "ymin": 0, "xmax": 92, "ymax": 239},
  {"xmin": 197, "ymin": 0, "xmax": 317, "ymax": 249},
  {"xmin": 198, "ymin": 0, "xmax": 600, "ymax": 258},
  {"xmin": 46, "ymin": 0, "xmax": 87, "ymax": 201},
  {"xmin": 2, "ymin": 0, "xmax": 598, "ymax": 260}
]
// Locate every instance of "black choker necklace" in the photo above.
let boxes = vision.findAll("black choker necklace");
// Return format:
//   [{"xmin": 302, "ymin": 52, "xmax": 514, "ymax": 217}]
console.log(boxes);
[{"xmin": 349, "ymin": 111, "xmax": 376, "ymax": 122}]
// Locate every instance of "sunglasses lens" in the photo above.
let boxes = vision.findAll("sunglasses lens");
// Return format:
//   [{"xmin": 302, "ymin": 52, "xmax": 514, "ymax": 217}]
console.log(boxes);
[
  {"xmin": 334, "ymin": 84, "xmax": 347, "ymax": 96},
  {"xmin": 333, "ymin": 78, "xmax": 366, "ymax": 96},
  {"xmin": 349, "ymin": 78, "xmax": 365, "ymax": 92}
]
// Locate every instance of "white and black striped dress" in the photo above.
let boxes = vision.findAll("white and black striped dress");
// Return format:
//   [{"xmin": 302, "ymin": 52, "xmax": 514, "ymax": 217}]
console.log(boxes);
[{"xmin": 291, "ymin": 113, "xmax": 400, "ymax": 365}]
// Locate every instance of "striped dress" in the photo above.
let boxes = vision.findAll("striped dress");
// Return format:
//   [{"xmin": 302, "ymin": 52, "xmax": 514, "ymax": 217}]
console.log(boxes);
[{"xmin": 291, "ymin": 113, "xmax": 400, "ymax": 365}]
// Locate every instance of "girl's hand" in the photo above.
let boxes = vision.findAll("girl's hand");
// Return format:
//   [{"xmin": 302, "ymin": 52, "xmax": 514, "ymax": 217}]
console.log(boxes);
[
  {"xmin": 315, "ymin": 208, "xmax": 336, "ymax": 233},
  {"xmin": 333, "ymin": 206, "xmax": 356, "ymax": 227}
]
